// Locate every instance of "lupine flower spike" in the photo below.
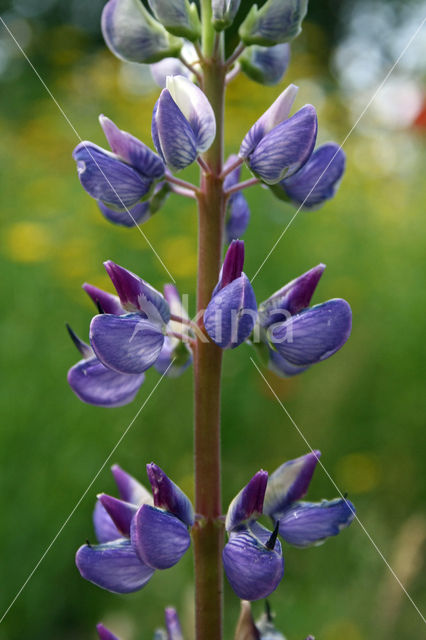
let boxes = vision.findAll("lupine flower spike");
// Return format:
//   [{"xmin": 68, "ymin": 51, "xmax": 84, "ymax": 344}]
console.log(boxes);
[{"xmin": 76, "ymin": 464, "xmax": 194, "ymax": 592}]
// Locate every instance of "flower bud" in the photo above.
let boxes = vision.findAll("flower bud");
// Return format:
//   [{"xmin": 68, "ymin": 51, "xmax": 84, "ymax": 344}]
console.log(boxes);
[
  {"xmin": 240, "ymin": 43, "xmax": 290, "ymax": 86},
  {"xmin": 212, "ymin": 0, "xmax": 241, "ymax": 31},
  {"xmin": 239, "ymin": 0, "xmax": 308, "ymax": 47},
  {"xmin": 148, "ymin": 0, "xmax": 201, "ymax": 41},
  {"xmin": 152, "ymin": 76, "xmax": 216, "ymax": 171},
  {"xmin": 102, "ymin": 0, "xmax": 182, "ymax": 64}
]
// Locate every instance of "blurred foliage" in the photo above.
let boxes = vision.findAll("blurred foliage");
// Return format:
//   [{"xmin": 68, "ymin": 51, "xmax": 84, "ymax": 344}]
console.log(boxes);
[{"xmin": 0, "ymin": 1, "xmax": 425, "ymax": 640}]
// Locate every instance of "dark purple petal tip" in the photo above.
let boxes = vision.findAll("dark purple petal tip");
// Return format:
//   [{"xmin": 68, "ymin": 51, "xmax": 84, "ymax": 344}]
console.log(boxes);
[
  {"xmin": 146, "ymin": 463, "xmax": 194, "ymax": 526},
  {"xmin": 111, "ymin": 464, "xmax": 152, "ymax": 506},
  {"xmin": 98, "ymin": 493, "xmax": 137, "ymax": 537},
  {"xmin": 82, "ymin": 283, "xmax": 124, "ymax": 316},
  {"xmin": 97, "ymin": 623, "xmax": 121, "ymax": 640},
  {"xmin": 220, "ymin": 240, "xmax": 245, "ymax": 290},
  {"xmin": 226, "ymin": 470, "xmax": 268, "ymax": 531}
]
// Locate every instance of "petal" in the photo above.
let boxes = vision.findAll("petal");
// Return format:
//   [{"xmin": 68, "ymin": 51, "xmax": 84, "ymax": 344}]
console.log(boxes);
[
  {"xmin": 225, "ymin": 470, "xmax": 268, "ymax": 531},
  {"xmin": 73, "ymin": 142, "xmax": 152, "ymax": 209},
  {"xmin": 99, "ymin": 115, "xmax": 165, "ymax": 179},
  {"xmin": 98, "ymin": 493, "xmax": 138, "ymax": 537},
  {"xmin": 166, "ymin": 75, "xmax": 216, "ymax": 153},
  {"xmin": 165, "ymin": 607, "xmax": 184, "ymax": 640},
  {"xmin": 217, "ymin": 239, "xmax": 245, "ymax": 290},
  {"xmin": 248, "ymin": 105, "xmax": 318, "ymax": 184},
  {"xmin": 101, "ymin": 0, "xmax": 181, "ymax": 64},
  {"xmin": 239, "ymin": 0, "xmax": 308, "ymax": 47},
  {"xmin": 204, "ymin": 274, "xmax": 258, "ymax": 349},
  {"xmin": 280, "ymin": 143, "xmax": 346, "ymax": 209},
  {"xmin": 212, "ymin": 0, "xmax": 241, "ymax": 30},
  {"xmin": 240, "ymin": 43, "xmax": 290, "ymax": 86},
  {"xmin": 93, "ymin": 500, "xmax": 121, "ymax": 543},
  {"xmin": 148, "ymin": 0, "xmax": 201, "ymax": 40},
  {"xmin": 67, "ymin": 356, "xmax": 144, "ymax": 407},
  {"xmin": 259, "ymin": 263, "xmax": 325, "ymax": 328},
  {"xmin": 66, "ymin": 325, "xmax": 93, "ymax": 359},
  {"xmin": 97, "ymin": 623, "xmax": 121, "ymax": 640},
  {"xmin": 90, "ymin": 313, "xmax": 165, "ymax": 375},
  {"xmin": 278, "ymin": 498, "xmax": 356, "ymax": 547},
  {"xmin": 151, "ymin": 57, "xmax": 190, "ymax": 88},
  {"xmin": 154, "ymin": 89, "xmax": 197, "ymax": 171},
  {"xmin": 263, "ymin": 451, "xmax": 320, "ymax": 517},
  {"xmin": 98, "ymin": 200, "xmax": 152, "ymax": 227},
  {"xmin": 111, "ymin": 464, "xmax": 153, "ymax": 506},
  {"xmin": 76, "ymin": 538, "xmax": 154, "ymax": 594},
  {"xmin": 104, "ymin": 260, "xmax": 170, "ymax": 323},
  {"xmin": 240, "ymin": 84, "xmax": 298, "ymax": 158},
  {"xmin": 267, "ymin": 348, "xmax": 310, "ymax": 378},
  {"xmin": 269, "ymin": 299, "xmax": 352, "ymax": 366},
  {"xmin": 222, "ymin": 523, "xmax": 284, "ymax": 601},
  {"xmin": 131, "ymin": 504, "xmax": 191, "ymax": 569},
  {"xmin": 146, "ymin": 462, "xmax": 194, "ymax": 526},
  {"xmin": 82, "ymin": 283, "xmax": 125, "ymax": 315},
  {"xmin": 225, "ymin": 192, "xmax": 251, "ymax": 243}
]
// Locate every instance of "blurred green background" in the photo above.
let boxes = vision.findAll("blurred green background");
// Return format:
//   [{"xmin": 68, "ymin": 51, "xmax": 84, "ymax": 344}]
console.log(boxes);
[{"xmin": 0, "ymin": 1, "xmax": 425, "ymax": 639}]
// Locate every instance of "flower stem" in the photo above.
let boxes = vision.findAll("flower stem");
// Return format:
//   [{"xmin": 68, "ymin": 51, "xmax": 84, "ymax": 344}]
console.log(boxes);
[{"xmin": 192, "ymin": 26, "xmax": 226, "ymax": 640}]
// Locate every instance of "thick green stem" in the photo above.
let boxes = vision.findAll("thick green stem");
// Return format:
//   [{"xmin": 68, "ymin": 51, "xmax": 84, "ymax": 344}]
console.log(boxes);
[{"xmin": 192, "ymin": 34, "xmax": 226, "ymax": 640}]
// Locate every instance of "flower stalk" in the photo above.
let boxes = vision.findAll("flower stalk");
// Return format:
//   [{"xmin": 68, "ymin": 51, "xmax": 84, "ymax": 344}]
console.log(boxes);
[{"xmin": 193, "ymin": 21, "xmax": 227, "ymax": 639}]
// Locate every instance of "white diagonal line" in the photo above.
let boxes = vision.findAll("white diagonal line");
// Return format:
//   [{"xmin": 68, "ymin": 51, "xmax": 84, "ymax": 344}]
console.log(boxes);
[
  {"xmin": 0, "ymin": 362, "xmax": 173, "ymax": 626},
  {"xmin": 250, "ymin": 357, "xmax": 426, "ymax": 626},
  {"xmin": 0, "ymin": 17, "xmax": 176, "ymax": 283},
  {"xmin": 251, "ymin": 15, "xmax": 426, "ymax": 283}
]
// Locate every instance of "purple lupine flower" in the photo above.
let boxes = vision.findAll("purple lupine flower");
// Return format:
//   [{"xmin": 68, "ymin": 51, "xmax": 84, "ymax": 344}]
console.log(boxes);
[
  {"xmin": 212, "ymin": 0, "xmax": 242, "ymax": 30},
  {"xmin": 89, "ymin": 261, "xmax": 170, "ymax": 375},
  {"xmin": 239, "ymin": 84, "xmax": 317, "ymax": 184},
  {"xmin": 148, "ymin": 0, "xmax": 201, "ymax": 41},
  {"xmin": 204, "ymin": 240, "xmax": 257, "ymax": 349},
  {"xmin": 152, "ymin": 75, "xmax": 216, "ymax": 171},
  {"xmin": 271, "ymin": 143, "xmax": 346, "ymax": 209},
  {"xmin": 154, "ymin": 284, "xmax": 193, "ymax": 377},
  {"xmin": 263, "ymin": 451, "xmax": 355, "ymax": 547},
  {"xmin": 73, "ymin": 116, "xmax": 164, "ymax": 211},
  {"xmin": 223, "ymin": 452, "xmax": 355, "ymax": 600},
  {"xmin": 258, "ymin": 264, "xmax": 352, "ymax": 372},
  {"xmin": 240, "ymin": 43, "xmax": 290, "ymax": 86},
  {"xmin": 223, "ymin": 470, "xmax": 284, "ymax": 600},
  {"xmin": 224, "ymin": 155, "xmax": 251, "ymax": 243},
  {"xmin": 76, "ymin": 463, "xmax": 194, "ymax": 593},
  {"xmin": 101, "ymin": 0, "xmax": 181, "ymax": 64},
  {"xmin": 165, "ymin": 607, "xmax": 184, "ymax": 640},
  {"xmin": 239, "ymin": 0, "xmax": 308, "ymax": 47},
  {"xmin": 97, "ymin": 623, "xmax": 121, "ymax": 640},
  {"xmin": 66, "ymin": 325, "xmax": 145, "ymax": 408}
]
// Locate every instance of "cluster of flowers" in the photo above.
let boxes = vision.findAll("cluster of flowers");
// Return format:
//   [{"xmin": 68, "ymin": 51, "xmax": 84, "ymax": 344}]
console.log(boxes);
[
  {"xmin": 73, "ymin": 77, "xmax": 345, "ymax": 235},
  {"xmin": 76, "ymin": 451, "xmax": 354, "ymax": 601},
  {"xmin": 67, "ymin": 241, "xmax": 351, "ymax": 407}
]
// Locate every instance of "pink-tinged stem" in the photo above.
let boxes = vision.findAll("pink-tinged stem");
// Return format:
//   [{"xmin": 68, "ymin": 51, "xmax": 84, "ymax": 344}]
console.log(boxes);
[
  {"xmin": 192, "ymin": 17, "xmax": 226, "ymax": 640},
  {"xmin": 166, "ymin": 173, "xmax": 199, "ymax": 193},
  {"xmin": 225, "ymin": 177, "xmax": 259, "ymax": 196},
  {"xmin": 219, "ymin": 155, "xmax": 244, "ymax": 180}
]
